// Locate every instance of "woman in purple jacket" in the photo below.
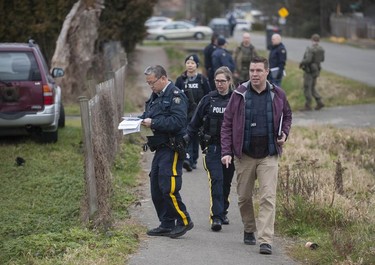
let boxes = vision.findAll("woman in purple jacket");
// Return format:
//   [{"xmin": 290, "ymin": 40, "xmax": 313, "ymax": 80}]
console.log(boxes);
[{"xmin": 221, "ymin": 56, "xmax": 292, "ymax": 255}]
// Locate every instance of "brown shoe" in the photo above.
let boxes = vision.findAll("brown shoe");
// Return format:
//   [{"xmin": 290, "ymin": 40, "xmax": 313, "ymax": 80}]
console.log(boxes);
[
  {"xmin": 315, "ymin": 102, "xmax": 325, "ymax": 110},
  {"xmin": 300, "ymin": 105, "xmax": 312, "ymax": 111}
]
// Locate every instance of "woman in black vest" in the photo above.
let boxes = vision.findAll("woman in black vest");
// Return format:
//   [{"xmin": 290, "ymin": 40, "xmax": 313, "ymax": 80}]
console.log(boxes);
[
  {"xmin": 175, "ymin": 54, "xmax": 211, "ymax": 172},
  {"xmin": 185, "ymin": 66, "xmax": 235, "ymax": 231}
]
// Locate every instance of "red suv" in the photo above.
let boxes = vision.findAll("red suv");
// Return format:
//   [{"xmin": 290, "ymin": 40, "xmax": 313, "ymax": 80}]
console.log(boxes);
[{"xmin": 0, "ymin": 40, "xmax": 65, "ymax": 143}]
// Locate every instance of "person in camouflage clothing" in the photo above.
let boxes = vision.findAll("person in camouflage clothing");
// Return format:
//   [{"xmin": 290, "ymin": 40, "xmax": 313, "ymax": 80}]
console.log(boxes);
[
  {"xmin": 299, "ymin": 34, "xmax": 325, "ymax": 111},
  {"xmin": 233, "ymin": 32, "xmax": 257, "ymax": 85}
]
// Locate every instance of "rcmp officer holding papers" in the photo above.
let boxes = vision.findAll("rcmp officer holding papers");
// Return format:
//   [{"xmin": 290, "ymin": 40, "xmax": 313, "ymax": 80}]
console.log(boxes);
[{"xmin": 140, "ymin": 65, "xmax": 194, "ymax": 238}]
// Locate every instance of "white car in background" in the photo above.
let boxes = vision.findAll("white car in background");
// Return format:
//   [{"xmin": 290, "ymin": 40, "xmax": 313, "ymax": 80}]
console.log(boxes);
[
  {"xmin": 145, "ymin": 16, "xmax": 172, "ymax": 29},
  {"xmin": 147, "ymin": 21, "xmax": 213, "ymax": 41},
  {"xmin": 235, "ymin": 19, "xmax": 252, "ymax": 32}
]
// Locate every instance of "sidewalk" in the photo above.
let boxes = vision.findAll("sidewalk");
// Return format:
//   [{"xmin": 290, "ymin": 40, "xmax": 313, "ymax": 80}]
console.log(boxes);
[{"xmin": 127, "ymin": 45, "xmax": 298, "ymax": 265}]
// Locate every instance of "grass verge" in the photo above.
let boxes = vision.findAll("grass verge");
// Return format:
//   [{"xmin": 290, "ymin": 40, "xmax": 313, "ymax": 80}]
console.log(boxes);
[
  {"xmin": 277, "ymin": 126, "xmax": 375, "ymax": 264},
  {"xmin": 0, "ymin": 117, "xmax": 145, "ymax": 264}
]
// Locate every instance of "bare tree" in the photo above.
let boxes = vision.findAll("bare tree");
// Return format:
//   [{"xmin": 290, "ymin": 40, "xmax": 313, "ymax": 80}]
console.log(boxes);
[{"xmin": 51, "ymin": 0, "xmax": 105, "ymax": 102}]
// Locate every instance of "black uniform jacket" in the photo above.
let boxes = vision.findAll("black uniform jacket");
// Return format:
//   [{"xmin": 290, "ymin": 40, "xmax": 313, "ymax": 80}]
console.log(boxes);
[{"xmin": 140, "ymin": 81, "xmax": 188, "ymax": 140}]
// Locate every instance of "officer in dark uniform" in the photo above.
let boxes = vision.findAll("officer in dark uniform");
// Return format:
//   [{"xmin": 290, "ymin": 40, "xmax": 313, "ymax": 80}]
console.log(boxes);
[
  {"xmin": 175, "ymin": 54, "xmax": 211, "ymax": 171},
  {"xmin": 203, "ymin": 33, "xmax": 219, "ymax": 90},
  {"xmin": 140, "ymin": 65, "xmax": 194, "ymax": 238},
  {"xmin": 212, "ymin": 36, "xmax": 235, "ymax": 74},
  {"xmin": 185, "ymin": 66, "xmax": 235, "ymax": 231},
  {"xmin": 267, "ymin": 33, "xmax": 287, "ymax": 86}
]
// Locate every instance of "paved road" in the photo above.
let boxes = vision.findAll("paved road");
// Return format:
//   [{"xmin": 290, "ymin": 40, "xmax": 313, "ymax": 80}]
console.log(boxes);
[
  {"xmin": 233, "ymin": 31, "xmax": 375, "ymax": 87},
  {"xmin": 293, "ymin": 103, "xmax": 375, "ymax": 128}
]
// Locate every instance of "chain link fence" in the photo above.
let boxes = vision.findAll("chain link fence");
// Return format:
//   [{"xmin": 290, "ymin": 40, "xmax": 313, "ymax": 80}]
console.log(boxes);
[
  {"xmin": 79, "ymin": 42, "xmax": 127, "ymax": 228},
  {"xmin": 330, "ymin": 14, "xmax": 375, "ymax": 39}
]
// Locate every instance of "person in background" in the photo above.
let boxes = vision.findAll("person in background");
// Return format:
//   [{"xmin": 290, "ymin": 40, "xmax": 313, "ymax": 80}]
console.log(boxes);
[
  {"xmin": 186, "ymin": 66, "xmax": 235, "ymax": 232},
  {"xmin": 299, "ymin": 33, "xmax": 325, "ymax": 111},
  {"xmin": 221, "ymin": 56, "xmax": 292, "ymax": 255},
  {"xmin": 267, "ymin": 33, "xmax": 287, "ymax": 86},
  {"xmin": 227, "ymin": 11, "xmax": 237, "ymax": 37},
  {"xmin": 140, "ymin": 65, "xmax": 194, "ymax": 239},
  {"xmin": 233, "ymin": 32, "xmax": 258, "ymax": 85},
  {"xmin": 212, "ymin": 36, "xmax": 235, "ymax": 74},
  {"xmin": 175, "ymin": 54, "xmax": 211, "ymax": 171},
  {"xmin": 203, "ymin": 33, "xmax": 219, "ymax": 90}
]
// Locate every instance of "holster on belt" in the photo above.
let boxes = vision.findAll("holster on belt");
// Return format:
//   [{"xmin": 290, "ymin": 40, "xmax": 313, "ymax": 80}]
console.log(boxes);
[
  {"xmin": 146, "ymin": 135, "xmax": 169, "ymax": 152},
  {"xmin": 168, "ymin": 136, "xmax": 186, "ymax": 159}
]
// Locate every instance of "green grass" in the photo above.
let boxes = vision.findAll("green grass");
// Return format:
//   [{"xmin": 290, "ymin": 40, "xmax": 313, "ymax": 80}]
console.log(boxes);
[
  {"xmin": 64, "ymin": 103, "xmax": 81, "ymax": 116},
  {"xmin": 0, "ymin": 119, "xmax": 144, "ymax": 264}
]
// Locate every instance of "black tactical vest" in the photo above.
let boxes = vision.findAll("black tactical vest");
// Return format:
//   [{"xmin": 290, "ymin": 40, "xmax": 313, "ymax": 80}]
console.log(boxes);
[
  {"xmin": 203, "ymin": 91, "xmax": 231, "ymax": 142},
  {"xmin": 242, "ymin": 84, "xmax": 276, "ymax": 156}
]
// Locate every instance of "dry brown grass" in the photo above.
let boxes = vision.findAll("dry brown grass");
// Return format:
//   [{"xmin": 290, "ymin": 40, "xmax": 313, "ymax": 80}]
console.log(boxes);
[
  {"xmin": 277, "ymin": 126, "xmax": 375, "ymax": 264},
  {"xmin": 280, "ymin": 126, "xmax": 375, "ymax": 222}
]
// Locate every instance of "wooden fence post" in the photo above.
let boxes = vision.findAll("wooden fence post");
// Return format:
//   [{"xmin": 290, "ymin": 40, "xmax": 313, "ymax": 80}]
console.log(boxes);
[{"xmin": 78, "ymin": 96, "xmax": 98, "ymax": 218}]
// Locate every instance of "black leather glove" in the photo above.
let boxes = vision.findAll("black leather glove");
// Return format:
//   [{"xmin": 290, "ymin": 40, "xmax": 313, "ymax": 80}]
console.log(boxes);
[{"xmin": 183, "ymin": 134, "xmax": 190, "ymax": 147}]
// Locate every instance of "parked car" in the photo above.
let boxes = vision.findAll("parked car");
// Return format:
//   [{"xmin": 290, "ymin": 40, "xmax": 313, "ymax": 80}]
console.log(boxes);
[
  {"xmin": 208, "ymin": 18, "xmax": 231, "ymax": 38},
  {"xmin": 235, "ymin": 19, "xmax": 252, "ymax": 32},
  {"xmin": 0, "ymin": 40, "xmax": 65, "ymax": 143},
  {"xmin": 147, "ymin": 21, "xmax": 213, "ymax": 41},
  {"xmin": 145, "ymin": 16, "xmax": 172, "ymax": 29}
]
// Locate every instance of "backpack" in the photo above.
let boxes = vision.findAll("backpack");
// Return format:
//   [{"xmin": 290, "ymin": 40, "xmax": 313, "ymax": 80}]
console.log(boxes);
[{"xmin": 313, "ymin": 46, "xmax": 325, "ymax": 64}]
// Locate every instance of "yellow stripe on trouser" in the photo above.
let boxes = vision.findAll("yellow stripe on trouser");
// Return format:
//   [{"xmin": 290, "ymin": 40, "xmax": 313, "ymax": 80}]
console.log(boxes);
[
  {"xmin": 170, "ymin": 151, "xmax": 188, "ymax": 225},
  {"xmin": 203, "ymin": 154, "xmax": 214, "ymax": 223}
]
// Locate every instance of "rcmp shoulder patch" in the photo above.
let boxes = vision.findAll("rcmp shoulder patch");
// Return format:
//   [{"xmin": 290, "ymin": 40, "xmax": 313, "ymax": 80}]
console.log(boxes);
[
  {"xmin": 281, "ymin": 49, "xmax": 286, "ymax": 53},
  {"xmin": 173, "ymin": 97, "xmax": 181, "ymax": 104}
]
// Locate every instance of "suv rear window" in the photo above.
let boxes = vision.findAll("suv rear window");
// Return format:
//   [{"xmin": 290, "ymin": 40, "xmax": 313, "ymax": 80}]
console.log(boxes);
[{"xmin": 0, "ymin": 51, "xmax": 41, "ymax": 81}]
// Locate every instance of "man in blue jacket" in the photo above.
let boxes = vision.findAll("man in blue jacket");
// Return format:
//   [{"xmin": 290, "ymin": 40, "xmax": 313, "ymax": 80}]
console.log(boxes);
[
  {"xmin": 267, "ymin": 34, "xmax": 287, "ymax": 86},
  {"xmin": 140, "ymin": 65, "xmax": 194, "ymax": 238},
  {"xmin": 212, "ymin": 36, "xmax": 235, "ymax": 74},
  {"xmin": 221, "ymin": 56, "xmax": 292, "ymax": 255}
]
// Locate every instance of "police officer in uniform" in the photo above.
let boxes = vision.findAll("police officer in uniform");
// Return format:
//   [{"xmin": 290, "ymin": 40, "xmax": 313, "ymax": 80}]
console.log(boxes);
[
  {"xmin": 185, "ymin": 66, "xmax": 235, "ymax": 231},
  {"xmin": 175, "ymin": 54, "xmax": 211, "ymax": 171},
  {"xmin": 203, "ymin": 33, "xmax": 219, "ymax": 90},
  {"xmin": 212, "ymin": 36, "xmax": 235, "ymax": 74},
  {"xmin": 140, "ymin": 65, "xmax": 194, "ymax": 238},
  {"xmin": 299, "ymin": 33, "xmax": 325, "ymax": 111},
  {"xmin": 267, "ymin": 33, "xmax": 287, "ymax": 86},
  {"xmin": 233, "ymin": 32, "xmax": 258, "ymax": 85}
]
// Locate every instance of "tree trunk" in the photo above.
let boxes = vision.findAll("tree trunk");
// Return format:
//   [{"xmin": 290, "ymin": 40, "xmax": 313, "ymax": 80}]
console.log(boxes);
[{"xmin": 51, "ymin": 0, "xmax": 105, "ymax": 102}]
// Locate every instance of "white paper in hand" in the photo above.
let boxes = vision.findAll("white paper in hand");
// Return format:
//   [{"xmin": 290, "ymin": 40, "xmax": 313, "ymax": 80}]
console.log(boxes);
[{"xmin": 118, "ymin": 117, "xmax": 142, "ymax": 135}]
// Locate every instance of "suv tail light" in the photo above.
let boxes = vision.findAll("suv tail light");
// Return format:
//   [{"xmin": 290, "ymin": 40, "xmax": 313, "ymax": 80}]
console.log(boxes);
[{"xmin": 43, "ymin": 85, "xmax": 54, "ymax": 105}]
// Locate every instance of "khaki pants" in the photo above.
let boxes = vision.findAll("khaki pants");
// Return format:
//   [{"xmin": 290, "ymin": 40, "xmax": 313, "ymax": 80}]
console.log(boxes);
[{"xmin": 234, "ymin": 154, "xmax": 278, "ymax": 244}]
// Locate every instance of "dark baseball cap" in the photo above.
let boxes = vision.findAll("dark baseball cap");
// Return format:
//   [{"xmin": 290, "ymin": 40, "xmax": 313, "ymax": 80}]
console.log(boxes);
[{"xmin": 217, "ymin": 36, "xmax": 227, "ymax": 46}]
